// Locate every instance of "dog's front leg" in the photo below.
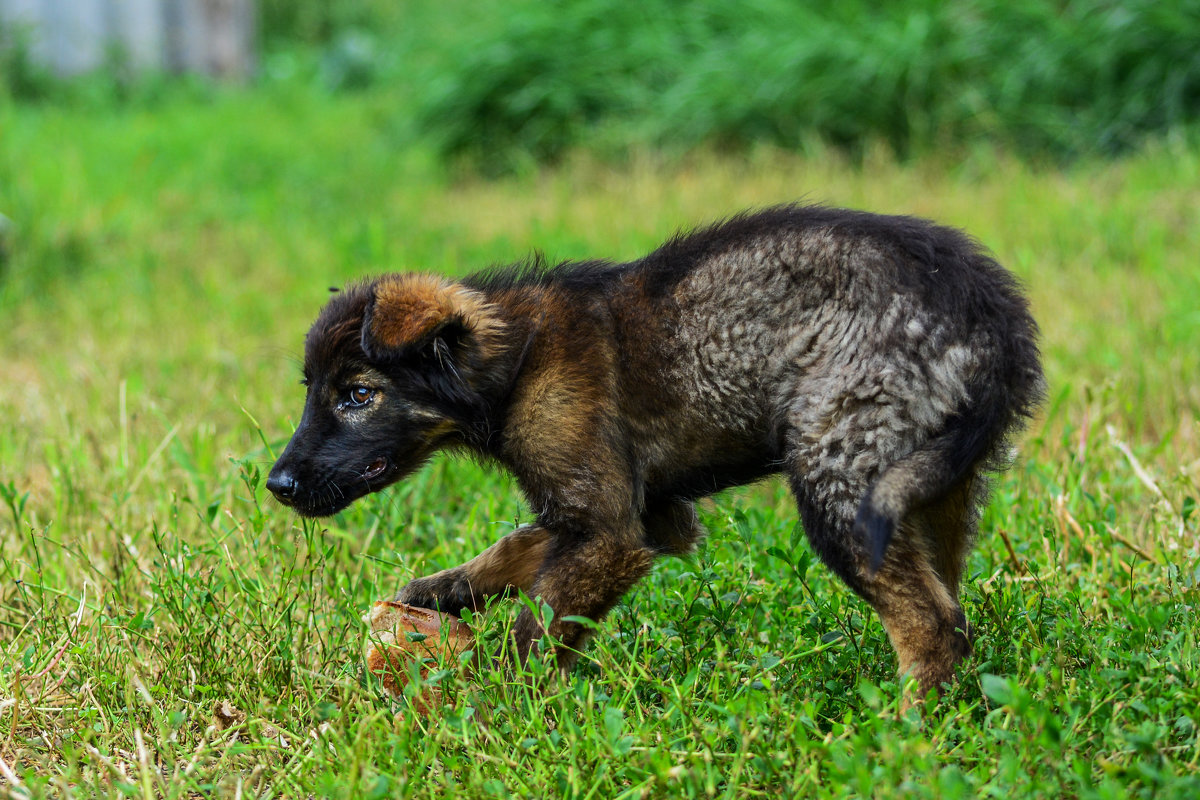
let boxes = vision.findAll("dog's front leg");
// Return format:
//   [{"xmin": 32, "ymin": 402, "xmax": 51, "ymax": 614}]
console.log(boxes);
[
  {"xmin": 510, "ymin": 523, "xmax": 656, "ymax": 670},
  {"xmin": 396, "ymin": 524, "xmax": 550, "ymax": 616}
]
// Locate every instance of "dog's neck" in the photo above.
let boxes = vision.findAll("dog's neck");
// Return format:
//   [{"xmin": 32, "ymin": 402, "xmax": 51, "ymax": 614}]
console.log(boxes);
[{"xmin": 455, "ymin": 312, "xmax": 542, "ymax": 455}]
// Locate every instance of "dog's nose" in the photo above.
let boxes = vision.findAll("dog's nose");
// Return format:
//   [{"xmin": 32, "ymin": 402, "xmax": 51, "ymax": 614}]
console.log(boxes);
[{"xmin": 266, "ymin": 468, "xmax": 298, "ymax": 504}]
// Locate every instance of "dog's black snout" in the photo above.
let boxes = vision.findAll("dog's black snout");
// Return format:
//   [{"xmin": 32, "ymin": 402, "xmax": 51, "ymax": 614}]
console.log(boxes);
[{"xmin": 266, "ymin": 468, "xmax": 298, "ymax": 504}]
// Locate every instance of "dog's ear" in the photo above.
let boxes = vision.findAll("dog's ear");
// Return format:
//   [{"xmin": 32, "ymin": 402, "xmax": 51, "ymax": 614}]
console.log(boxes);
[{"xmin": 361, "ymin": 274, "xmax": 505, "ymax": 367}]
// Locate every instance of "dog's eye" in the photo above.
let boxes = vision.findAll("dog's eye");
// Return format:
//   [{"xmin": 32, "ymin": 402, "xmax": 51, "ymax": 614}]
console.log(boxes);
[{"xmin": 346, "ymin": 386, "xmax": 375, "ymax": 408}]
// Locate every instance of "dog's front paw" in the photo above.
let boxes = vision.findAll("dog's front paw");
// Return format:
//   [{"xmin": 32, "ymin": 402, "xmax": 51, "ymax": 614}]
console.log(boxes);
[{"xmin": 396, "ymin": 574, "xmax": 471, "ymax": 617}]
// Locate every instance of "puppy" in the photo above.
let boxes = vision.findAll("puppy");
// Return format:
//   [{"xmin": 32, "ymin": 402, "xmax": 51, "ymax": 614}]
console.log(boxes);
[{"xmin": 267, "ymin": 205, "xmax": 1043, "ymax": 697}]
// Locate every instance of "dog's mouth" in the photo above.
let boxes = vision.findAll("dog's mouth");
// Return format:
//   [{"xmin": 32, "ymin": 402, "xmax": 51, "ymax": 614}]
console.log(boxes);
[{"xmin": 363, "ymin": 457, "xmax": 388, "ymax": 482}]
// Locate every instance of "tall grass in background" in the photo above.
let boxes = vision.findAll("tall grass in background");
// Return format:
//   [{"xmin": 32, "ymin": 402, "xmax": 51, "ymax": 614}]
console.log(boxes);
[
  {"xmin": 414, "ymin": 0, "xmax": 1200, "ymax": 164},
  {"xmin": 5, "ymin": 0, "xmax": 1197, "ymax": 164}
]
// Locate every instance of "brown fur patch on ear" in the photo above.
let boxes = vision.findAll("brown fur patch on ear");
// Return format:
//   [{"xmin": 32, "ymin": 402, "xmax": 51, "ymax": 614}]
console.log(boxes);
[{"xmin": 367, "ymin": 274, "xmax": 506, "ymax": 357}]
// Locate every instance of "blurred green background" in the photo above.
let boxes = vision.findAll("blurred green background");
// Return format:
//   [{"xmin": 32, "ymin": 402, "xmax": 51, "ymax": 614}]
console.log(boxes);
[{"xmin": 6, "ymin": 0, "xmax": 1200, "ymax": 163}]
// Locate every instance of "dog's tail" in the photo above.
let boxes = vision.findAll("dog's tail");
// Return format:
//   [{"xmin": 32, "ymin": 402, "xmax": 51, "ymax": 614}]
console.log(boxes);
[
  {"xmin": 854, "ymin": 395, "xmax": 1000, "ymax": 575},
  {"xmin": 856, "ymin": 361, "xmax": 1043, "ymax": 575}
]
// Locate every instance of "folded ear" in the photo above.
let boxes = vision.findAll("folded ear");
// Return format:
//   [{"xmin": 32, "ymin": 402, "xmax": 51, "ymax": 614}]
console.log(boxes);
[{"xmin": 361, "ymin": 274, "xmax": 505, "ymax": 365}]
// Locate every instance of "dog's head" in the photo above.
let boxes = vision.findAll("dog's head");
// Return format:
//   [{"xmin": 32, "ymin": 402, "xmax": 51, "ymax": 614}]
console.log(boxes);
[{"xmin": 266, "ymin": 274, "xmax": 510, "ymax": 517}]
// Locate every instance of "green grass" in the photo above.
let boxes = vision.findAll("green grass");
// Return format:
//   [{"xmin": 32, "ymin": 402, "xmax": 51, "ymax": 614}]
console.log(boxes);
[{"xmin": 1, "ymin": 88, "xmax": 1198, "ymax": 797}]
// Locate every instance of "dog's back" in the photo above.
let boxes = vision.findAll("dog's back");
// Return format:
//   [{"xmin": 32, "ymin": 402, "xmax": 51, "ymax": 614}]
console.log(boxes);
[{"xmin": 507, "ymin": 206, "xmax": 1041, "ymax": 532}]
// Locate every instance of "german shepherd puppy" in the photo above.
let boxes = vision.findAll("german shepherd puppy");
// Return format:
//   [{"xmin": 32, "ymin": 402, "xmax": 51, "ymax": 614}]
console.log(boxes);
[{"xmin": 267, "ymin": 205, "xmax": 1043, "ymax": 698}]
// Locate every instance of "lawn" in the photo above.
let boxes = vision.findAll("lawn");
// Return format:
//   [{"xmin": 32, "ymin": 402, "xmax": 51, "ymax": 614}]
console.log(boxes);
[{"xmin": 0, "ymin": 88, "xmax": 1198, "ymax": 797}]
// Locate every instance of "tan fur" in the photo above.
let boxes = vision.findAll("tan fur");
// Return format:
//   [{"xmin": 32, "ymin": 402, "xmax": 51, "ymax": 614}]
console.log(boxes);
[
  {"xmin": 403, "ymin": 525, "xmax": 550, "ymax": 611},
  {"xmin": 523, "ymin": 540, "xmax": 656, "ymax": 666},
  {"xmin": 871, "ymin": 542, "xmax": 972, "ymax": 705},
  {"xmin": 370, "ymin": 274, "xmax": 509, "ymax": 358}
]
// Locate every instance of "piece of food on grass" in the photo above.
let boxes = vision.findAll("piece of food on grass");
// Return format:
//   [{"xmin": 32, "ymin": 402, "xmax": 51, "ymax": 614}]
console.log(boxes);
[{"xmin": 363, "ymin": 601, "xmax": 474, "ymax": 711}]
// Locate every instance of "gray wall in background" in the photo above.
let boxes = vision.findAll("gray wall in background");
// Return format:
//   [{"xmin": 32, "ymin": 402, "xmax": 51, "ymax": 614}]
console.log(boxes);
[{"xmin": 0, "ymin": 0, "xmax": 254, "ymax": 78}]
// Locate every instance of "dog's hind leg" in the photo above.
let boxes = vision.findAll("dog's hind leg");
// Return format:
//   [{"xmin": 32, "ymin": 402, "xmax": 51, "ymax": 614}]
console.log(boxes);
[
  {"xmin": 860, "ymin": 469, "xmax": 982, "ymax": 699},
  {"xmin": 789, "ymin": 470, "xmax": 974, "ymax": 704},
  {"xmin": 396, "ymin": 524, "xmax": 551, "ymax": 615},
  {"xmin": 914, "ymin": 476, "xmax": 979, "ymax": 600},
  {"xmin": 863, "ymin": 532, "xmax": 972, "ymax": 701}
]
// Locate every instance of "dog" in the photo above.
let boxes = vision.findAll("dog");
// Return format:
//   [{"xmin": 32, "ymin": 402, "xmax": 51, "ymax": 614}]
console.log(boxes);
[{"xmin": 267, "ymin": 204, "xmax": 1044, "ymax": 698}]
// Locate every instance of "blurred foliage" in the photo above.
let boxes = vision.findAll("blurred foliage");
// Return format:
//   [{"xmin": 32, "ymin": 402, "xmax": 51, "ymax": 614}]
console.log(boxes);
[
  {"xmin": 3, "ymin": 0, "xmax": 1199, "ymax": 163},
  {"xmin": 257, "ymin": 0, "xmax": 406, "ymax": 46},
  {"xmin": 0, "ymin": 20, "xmax": 55, "ymax": 101},
  {"xmin": 414, "ymin": 0, "xmax": 1200, "ymax": 165}
]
